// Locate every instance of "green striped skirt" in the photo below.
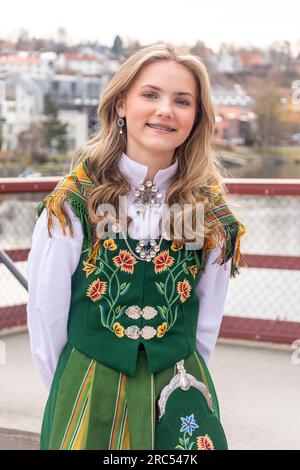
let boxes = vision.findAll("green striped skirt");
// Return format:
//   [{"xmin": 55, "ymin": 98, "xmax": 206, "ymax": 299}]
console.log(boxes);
[{"xmin": 40, "ymin": 343, "xmax": 227, "ymax": 450}]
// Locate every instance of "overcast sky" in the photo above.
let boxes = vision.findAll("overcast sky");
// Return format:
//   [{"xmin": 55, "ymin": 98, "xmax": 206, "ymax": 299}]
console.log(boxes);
[{"xmin": 2, "ymin": 0, "xmax": 300, "ymax": 54}]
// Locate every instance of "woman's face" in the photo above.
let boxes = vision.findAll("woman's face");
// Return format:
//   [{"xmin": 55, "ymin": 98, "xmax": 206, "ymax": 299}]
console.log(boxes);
[{"xmin": 116, "ymin": 60, "xmax": 198, "ymax": 160}]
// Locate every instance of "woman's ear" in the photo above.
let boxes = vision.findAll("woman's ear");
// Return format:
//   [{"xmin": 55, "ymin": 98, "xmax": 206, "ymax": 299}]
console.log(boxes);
[{"xmin": 115, "ymin": 94, "xmax": 126, "ymax": 116}]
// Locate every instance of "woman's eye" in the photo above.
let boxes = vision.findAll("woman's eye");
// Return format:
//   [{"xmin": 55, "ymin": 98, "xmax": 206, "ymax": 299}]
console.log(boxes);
[
  {"xmin": 142, "ymin": 92, "xmax": 156, "ymax": 99},
  {"xmin": 177, "ymin": 99, "xmax": 191, "ymax": 106},
  {"xmin": 142, "ymin": 92, "xmax": 190, "ymax": 106}
]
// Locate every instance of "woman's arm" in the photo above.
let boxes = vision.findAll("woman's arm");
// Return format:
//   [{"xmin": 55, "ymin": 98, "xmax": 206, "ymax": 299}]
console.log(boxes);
[
  {"xmin": 195, "ymin": 245, "xmax": 232, "ymax": 364},
  {"xmin": 26, "ymin": 203, "xmax": 83, "ymax": 391}
]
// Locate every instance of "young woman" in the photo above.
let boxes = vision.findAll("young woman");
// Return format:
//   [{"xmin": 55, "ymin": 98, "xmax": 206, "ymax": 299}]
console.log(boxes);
[{"xmin": 27, "ymin": 42, "xmax": 247, "ymax": 450}]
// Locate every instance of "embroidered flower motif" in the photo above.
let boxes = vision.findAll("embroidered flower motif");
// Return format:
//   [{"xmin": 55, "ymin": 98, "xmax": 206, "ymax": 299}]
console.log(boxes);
[
  {"xmin": 125, "ymin": 305, "xmax": 141, "ymax": 319},
  {"xmin": 171, "ymin": 241, "xmax": 184, "ymax": 251},
  {"xmin": 125, "ymin": 325, "xmax": 141, "ymax": 340},
  {"xmin": 154, "ymin": 250, "xmax": 175, "ymax": 274},
  {"xmin": 86, "ymin": 279, "xmax": 107, "ymax": 302},
  {"xmin": 83, "ymin": 260, "xmax": 97, "ymax": 277},
  {"xmin": 141, "ymin": 326, "xmax": 157, "ymax": 340},
  {"xmin": 188, "ymin": 265, "xmax": 198, "ymax": 279},
  {"xmin": 157, "ymin": 322, "xmax": 168, "ymax": 338},
  {"xmin": 196, "ymin": 435, "xmax": 215, "ymax": 450},
  {"xmin": 177, "ymin": 279, "xmax": 192, "ymax": 303},
  {"xmin": 141, "ymin": 306, "xmax": 158, "ymax": 320},
  {"xmin": 113, "ymin": 322, "xmax": 125, "ymax": 337},
  {"xmin": 103, "ymin": 238, "xmax": 117, "ymax": 251},
  {"xmin": 113, "ymin": 250, "xmax": 138, "ymax": 274},
  {"xmin": 180, "ymin": 414, "xmax": 199, "ymax": 436}
]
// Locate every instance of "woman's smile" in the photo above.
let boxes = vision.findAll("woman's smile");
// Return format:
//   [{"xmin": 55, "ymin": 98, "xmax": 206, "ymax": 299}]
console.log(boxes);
[{"xmin": 146, "ymin": 123, "xmax": 177, "ymax": 135}]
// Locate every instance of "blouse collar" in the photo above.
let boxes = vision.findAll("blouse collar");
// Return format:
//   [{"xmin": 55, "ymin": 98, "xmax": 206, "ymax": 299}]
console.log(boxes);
[{"xmin": 118, "ymin": 151, "xmax": 178, "ymax": 189}]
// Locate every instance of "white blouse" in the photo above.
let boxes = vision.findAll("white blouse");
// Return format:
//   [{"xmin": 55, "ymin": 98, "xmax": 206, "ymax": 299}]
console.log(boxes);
[{"xmin": 26, "ymin": 153, "xmax": 232, "ymax": 391}]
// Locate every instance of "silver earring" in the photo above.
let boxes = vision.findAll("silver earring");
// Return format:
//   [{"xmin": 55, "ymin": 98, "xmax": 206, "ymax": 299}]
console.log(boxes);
[{"xmin": 117, "ymin": 116, "xmax": 125, "ymax": 134}]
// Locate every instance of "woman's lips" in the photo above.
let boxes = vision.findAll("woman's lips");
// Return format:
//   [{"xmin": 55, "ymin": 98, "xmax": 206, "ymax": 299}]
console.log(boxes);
[{"xmin": 146, "ymin": 123, "xmax": 176, "ymax": 134}]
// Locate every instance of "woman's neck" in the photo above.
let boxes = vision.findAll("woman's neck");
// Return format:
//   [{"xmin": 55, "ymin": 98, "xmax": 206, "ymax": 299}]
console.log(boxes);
[{"xmin": 125, "ymin": 149, "xmax": 175, "ymax": 181}]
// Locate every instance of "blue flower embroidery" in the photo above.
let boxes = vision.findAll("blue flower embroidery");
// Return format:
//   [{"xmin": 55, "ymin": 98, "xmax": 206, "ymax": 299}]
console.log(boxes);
[{"xmin": 180, "ymin": 414, "xmax": 199, "ymax": 436}]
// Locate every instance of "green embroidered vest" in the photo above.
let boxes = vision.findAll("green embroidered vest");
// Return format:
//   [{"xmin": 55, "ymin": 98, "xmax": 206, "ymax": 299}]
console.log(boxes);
[{"xmin": 65, "ymin": 233, "xmax": 203, "ymax": 376}]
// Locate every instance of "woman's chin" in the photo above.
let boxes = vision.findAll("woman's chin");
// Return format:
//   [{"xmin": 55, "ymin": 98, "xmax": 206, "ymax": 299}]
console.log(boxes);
[{"xmin": 143, "ymin": 137, "xmax": 177, "ymax": 151}]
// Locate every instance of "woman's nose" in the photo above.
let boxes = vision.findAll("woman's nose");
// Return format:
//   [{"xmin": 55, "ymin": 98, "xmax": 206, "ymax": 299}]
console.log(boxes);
[{"xmin": 156, "ymin": 99, "xmax": 174, "ymax": 117}]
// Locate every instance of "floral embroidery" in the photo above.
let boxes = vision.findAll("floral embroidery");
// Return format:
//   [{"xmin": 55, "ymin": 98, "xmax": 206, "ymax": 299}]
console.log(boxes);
[
  {"xmin": 113, "ymin": 322, "xmax": 124, "ymax": 337},
  {"xmin": 83, "ymin": 238, "xmax": 102, "ymax": 276},
  {"xmin": 154, "ymin": 248, "xmax": 195, "ymax": 333},
  {"xmin": 171, "ymin": 241, "xmax": 184, "ymax": 251},
  {"xmin": 197, "ymin": 435, "xmax": 215, "ymax": 450},
  {"xmin": 83, "ymin": 260, "xmax": 97, "ymax": 277},
  {"xmin": 157, "ymin": 322, "xmax": 168, "ymax": 338},
  {"xmin": 175, "ymin": 414, "xmax": 215, "ymax": 451},
  {"xmin": 86, "ymin": 279, "xmax": 107, "ymax": 302},
  {"xmin": 153, "ymin": 250, "xmax": 175, "ymax": 274},
  {"xmin": 113, "ymin": 250, "xmax": 138, "ymax": 274},
  {"xmin": 180, "ymin": 414, "xmax": 199, "ymax": 436},
  {"xmin": 83, "ymin": 237, "xmax": 199, "ymax": 337},
  {"xmin": 85, "ymin": 242, "xmax": 135, "ymax": 332},
  {"xmin": 188, "ymin": 265, "xmax": 198, "ymax": 279},
  {"xmin": 177, "ymin": 279, "xmax": 192, "ymax": 303},
  {"xmin": 103, "ymin": 238, "xmax": 117, "ymax": 251}
]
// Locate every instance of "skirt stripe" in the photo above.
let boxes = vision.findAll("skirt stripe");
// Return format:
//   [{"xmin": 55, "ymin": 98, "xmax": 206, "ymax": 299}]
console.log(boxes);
[
  {"xmin": 60, "ymin": 359, "xmax": 96, "ymax": 449},
  {"xmin": 151, "ymin": 373, "xmax": 155, "ymax": 448},
  {"xmin": 70, "ymin": 392, "xmax": 90, "ymax": 449},
  {"xmin": 121, "ymin": 409, "xmax": 130, "ymax": 450},
  {"xmin": 109, "ymin": 373, "xmax": 127, "ymax": 450},
  {"xmin": 193, "ymin": 351, "xmax": 209, "ymax": 389}
]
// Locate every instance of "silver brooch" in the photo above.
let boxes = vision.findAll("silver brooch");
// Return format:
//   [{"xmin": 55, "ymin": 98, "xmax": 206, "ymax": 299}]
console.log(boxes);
[
  {"xmin": 124, "ymin": 325, "xmax": 158, "ymax": 340},
  {"xmin": 125, "ymin": 305, "xmax": 141, "ymax": 320},
  {"xmin": 124, "ymin": 325, "xmax": 141, "ymax": 340},
  {"xmin": 133, "ymin": 179, "xmax": 162, "ymax": 216},
  {"xmin": 125, "ymin": 305, "xmax": 158, "ymax": 320}
]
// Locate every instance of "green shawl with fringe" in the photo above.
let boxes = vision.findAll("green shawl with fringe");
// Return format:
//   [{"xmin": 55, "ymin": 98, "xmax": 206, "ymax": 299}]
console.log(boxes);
[{"xmin": 37, "ymin": 158, "xmax": 248, "ymax": 278}]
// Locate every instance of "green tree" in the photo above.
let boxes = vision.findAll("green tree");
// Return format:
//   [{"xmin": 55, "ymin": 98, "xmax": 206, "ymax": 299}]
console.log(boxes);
[
  {"xmin": 112, "ymin": 35, "xmax": 123, "ymax": 57},
  {"xmin": 42, "ymin": 95, "xmax": 68, "ymax": 152}
]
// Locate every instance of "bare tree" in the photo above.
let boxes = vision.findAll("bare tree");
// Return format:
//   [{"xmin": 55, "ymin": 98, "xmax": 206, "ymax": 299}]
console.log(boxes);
[{"xmin": 254, "ymin": 85, "xmax": 285, "ymax": 148}]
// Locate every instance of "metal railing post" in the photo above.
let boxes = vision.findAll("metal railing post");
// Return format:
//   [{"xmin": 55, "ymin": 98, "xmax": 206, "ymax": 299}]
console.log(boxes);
[{"xmin": 0, "ymin": 250, "xmax": 28, "ymax": 291}]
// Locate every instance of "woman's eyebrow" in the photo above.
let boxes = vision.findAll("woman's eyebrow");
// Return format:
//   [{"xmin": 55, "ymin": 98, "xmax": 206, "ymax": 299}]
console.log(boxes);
[{"xmin": 140, "ymin": 84, "xmax": 194, "ymax": 98}]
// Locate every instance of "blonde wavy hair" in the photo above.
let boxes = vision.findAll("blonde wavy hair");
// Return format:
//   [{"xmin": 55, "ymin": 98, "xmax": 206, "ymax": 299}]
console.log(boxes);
[{"xmin": 71, "ymin": 41, "xmax": 231, "ymax": 244}]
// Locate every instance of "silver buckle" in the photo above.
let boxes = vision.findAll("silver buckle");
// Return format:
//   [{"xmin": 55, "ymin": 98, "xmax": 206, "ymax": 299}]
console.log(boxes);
[{"xmin": 157, "ymin": 359, "xmax": 214, "ymax": 420}]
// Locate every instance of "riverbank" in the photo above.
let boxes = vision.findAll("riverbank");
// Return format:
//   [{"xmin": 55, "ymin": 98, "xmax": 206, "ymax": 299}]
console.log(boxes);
[{"xmin": 1, "ymin": 145, "xmax": 300, "ymax": 178}]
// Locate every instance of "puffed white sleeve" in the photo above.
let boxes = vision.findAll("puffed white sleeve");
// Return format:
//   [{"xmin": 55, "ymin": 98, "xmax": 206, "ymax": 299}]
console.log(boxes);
[
  {"xmin": 195, "ymin": 244, "xmax": 232, "ymax": 364},
  {"xmin": 26, "ymin": 203, "xmax": 83, "ymax": 391}
]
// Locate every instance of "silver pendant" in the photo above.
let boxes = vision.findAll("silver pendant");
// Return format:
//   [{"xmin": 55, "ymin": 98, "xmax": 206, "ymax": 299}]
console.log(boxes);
[
  {"xmin": 133, "ymin": 179, "xmax": 162, "ymax": 216},
  {"xmin": 135, "ymin": 239, "xmax": 160, "ymax": 262},
  {"xmin": 120, "ymin": 179, "xmax": 165, "ymax": 262}
]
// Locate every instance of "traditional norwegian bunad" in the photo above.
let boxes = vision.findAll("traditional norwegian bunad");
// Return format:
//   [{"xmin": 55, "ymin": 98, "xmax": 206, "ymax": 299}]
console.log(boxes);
[{"xmin": 26, "ymin": 154, "xmax": 247, "ymax": 450}]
